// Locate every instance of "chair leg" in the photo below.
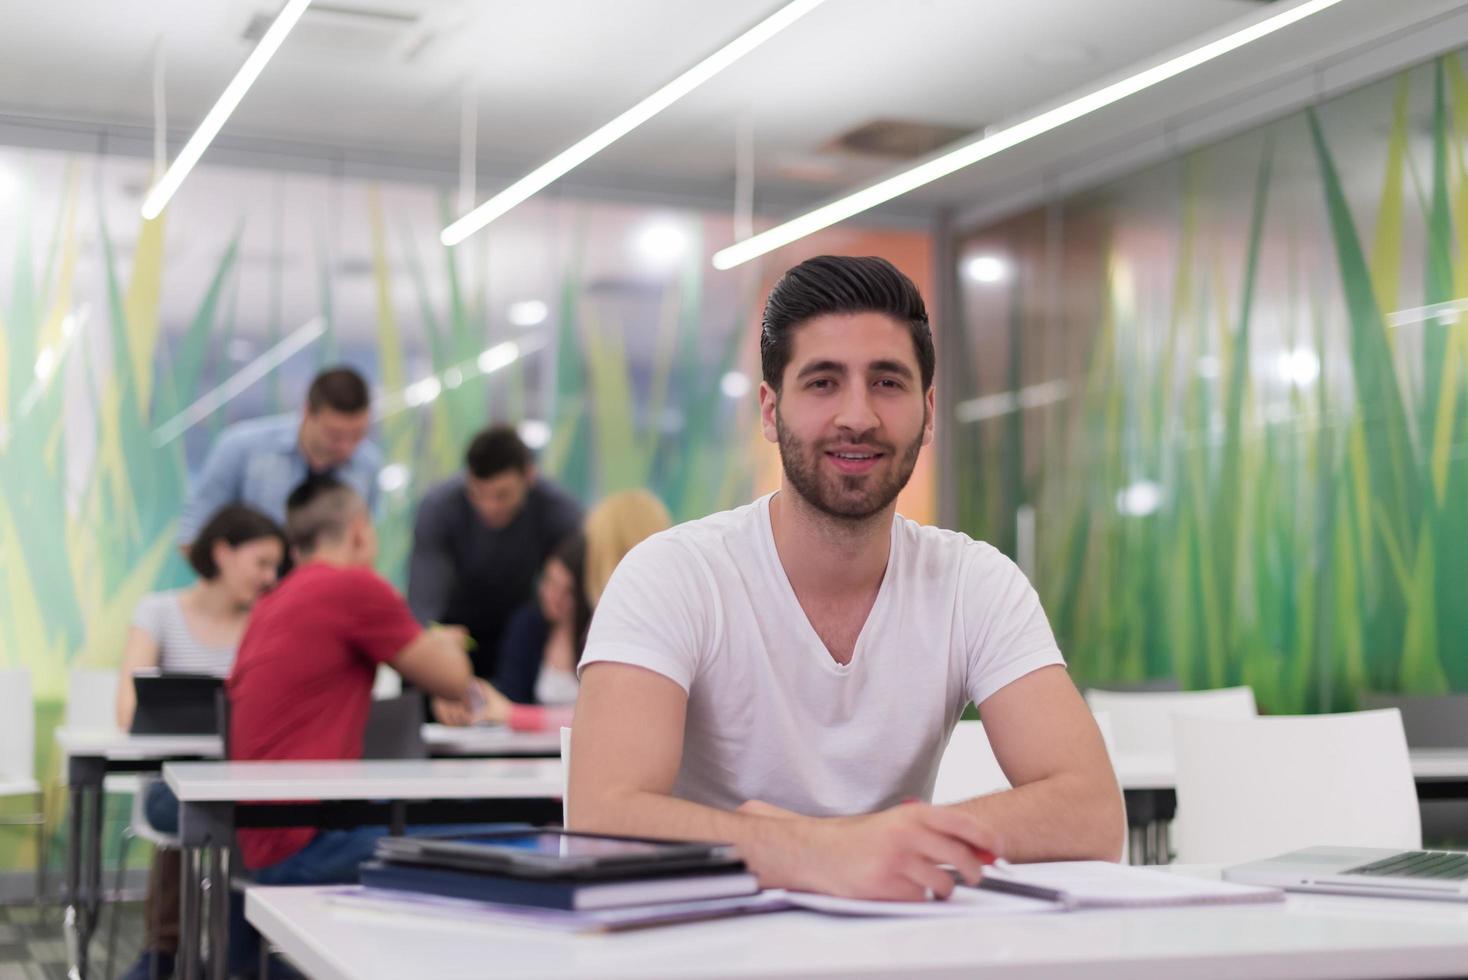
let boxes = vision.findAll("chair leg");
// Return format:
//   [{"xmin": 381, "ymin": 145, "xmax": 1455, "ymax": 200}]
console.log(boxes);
[
  {"xmin": 34, "ymin": 791, "xmax": 48, "ymax": 905},
  {"xmin": 106, "ymin": 826, "xmax": 134, "ymax": 980}
]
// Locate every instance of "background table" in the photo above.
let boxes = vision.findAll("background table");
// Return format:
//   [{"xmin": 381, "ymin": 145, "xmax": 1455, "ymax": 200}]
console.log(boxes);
[
  {"xmin": 165, "ymin": 758, "xmax": 564, "ymax": 980},
  {"xmin": 54, "ymin": 728, "xmax": 222, "ymax": 980},
  {"xmin": 245, "ymin": 875, "xmax": 1468, "ymax": 979}
]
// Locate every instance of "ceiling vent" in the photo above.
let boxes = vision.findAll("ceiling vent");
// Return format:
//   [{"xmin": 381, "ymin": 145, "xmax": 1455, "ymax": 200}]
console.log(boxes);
[
  {"xmin": 823, "ymin": 118, "xmax": 977, "ymax": 160},
  {"xmin": 242, "ymin": 3, "xmax": 424, "ymax": 58}
]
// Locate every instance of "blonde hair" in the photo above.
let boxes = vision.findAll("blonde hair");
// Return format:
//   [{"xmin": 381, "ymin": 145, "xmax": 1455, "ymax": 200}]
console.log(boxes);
[{"xmin": 583, "ymin": 489, "xmax": 673, "ymax": 606}]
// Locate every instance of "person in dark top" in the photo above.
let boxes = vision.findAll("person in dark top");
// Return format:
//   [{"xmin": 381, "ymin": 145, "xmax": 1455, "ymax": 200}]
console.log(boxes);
[
  {"xmin": 493, "ymin": 533, "xmax": 592, "ymax": 705},
  {"xmin": 407, "ymin": 425, "xmax": 582, "ymax": 678}
]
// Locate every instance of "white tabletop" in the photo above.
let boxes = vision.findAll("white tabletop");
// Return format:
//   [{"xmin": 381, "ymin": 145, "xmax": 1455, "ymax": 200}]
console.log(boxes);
[
  {"xmin": 421, "ymin": 724, "xmax": 563, "ymax": 757},
  {"xmin": 163, "ymin": 758, "xmax": 564, "ymax": 802},
  {"xmin": 1110, "ymin": 748, "xmax": 1468, "ymax": 791},
  {"xmin": 54, "ymin": 727, "xmax": 223, "ymax": 760},
  {"xmin": 246, "ymin": 880, "xmax": 1468, "ymax": 980}
]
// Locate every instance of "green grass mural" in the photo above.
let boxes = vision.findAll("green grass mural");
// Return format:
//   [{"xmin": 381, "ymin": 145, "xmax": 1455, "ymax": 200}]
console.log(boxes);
[{"xmin": 956, "ymin": 53, "xmax": 1468, "ymax": 713}]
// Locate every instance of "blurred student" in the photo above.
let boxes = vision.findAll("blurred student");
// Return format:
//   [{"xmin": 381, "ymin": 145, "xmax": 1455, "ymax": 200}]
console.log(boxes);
[
  {"xmin": 408, "ymin": 425, "xmax": 581, "ymax": 678},
  {"xmin": 225, "ymin": 476, "xmax": 481, "ymax": 974},
  {"xmin": 116, "ymin": 505, "xmax": 285, "ymax": 980},
  {"xmin": 437, "ymin": 490, "xmax": 672, "ymax": 732},
  {"xmin": 177, "ymin": 366, "xmax": 380, "ymax": 547}
]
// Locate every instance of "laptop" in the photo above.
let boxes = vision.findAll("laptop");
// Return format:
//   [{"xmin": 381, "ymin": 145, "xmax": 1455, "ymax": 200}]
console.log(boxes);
[
  {"xmin": 1224, "ymin": 846, "xmax": 1468, "ymax": 901},
  {"xmin": 128, "ymin": 672, "xmax": 223, "ymax": 736}
]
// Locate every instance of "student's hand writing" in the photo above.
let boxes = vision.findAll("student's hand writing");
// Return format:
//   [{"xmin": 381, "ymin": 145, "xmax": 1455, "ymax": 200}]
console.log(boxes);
[
  {"xmin": 767, "ymin": 801, "xmax": 999, "ymax": 902},
  {"xmin": 430, "ymin": 678, "xmax": 512, "ymax": 727}
]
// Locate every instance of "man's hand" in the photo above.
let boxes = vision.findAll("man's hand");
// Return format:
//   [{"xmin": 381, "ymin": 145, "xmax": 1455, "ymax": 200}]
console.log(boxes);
[
  {"xmin": 431, "ymin": 678, "xmax": 511, "ymax": 727},
  {"xmin": 750, "ymin": 802, "xmax": 999, "ymax": 902}
]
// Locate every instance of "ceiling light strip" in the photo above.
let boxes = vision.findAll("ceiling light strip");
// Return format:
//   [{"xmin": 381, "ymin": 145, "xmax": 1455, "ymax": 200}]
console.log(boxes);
[
  {"xmin": 710, "ymin": 0, "xmax": 1346, "ymax": 270},
  {"xmin": 441, "ymin": 0, "xmax": 828, "ymax": 246},
  {"xmin": 141, "ymin": 0, "xmax": 314, "ymax": 220}
]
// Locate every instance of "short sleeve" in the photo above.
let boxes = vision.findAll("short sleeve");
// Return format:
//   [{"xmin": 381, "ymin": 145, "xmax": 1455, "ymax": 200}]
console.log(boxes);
[
  {"xmin": 962, "ymin": 545, "xmax": 1066, "ymax": 707},
  {"xmin": 130, "ymin": 592, "xmax": 168, "ymax": 643},
  {"xmin": 338, "ymin": 569, "xmax": 424, "ymax": 665},
  {"xmin": 578, "ymin": 534, "xmax": 713, "ymax": 693}
]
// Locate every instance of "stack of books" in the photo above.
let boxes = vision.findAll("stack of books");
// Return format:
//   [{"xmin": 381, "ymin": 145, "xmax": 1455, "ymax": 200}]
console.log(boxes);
[{"xmin": 356, "ymin": 829, "xmax": 772, "ymax": 928}]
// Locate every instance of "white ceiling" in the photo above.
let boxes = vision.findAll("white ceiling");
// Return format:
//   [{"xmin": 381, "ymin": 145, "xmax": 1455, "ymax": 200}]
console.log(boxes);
[{"xmin": 0, "ymin": 0, "xmax": 1393, "ymax": 222}]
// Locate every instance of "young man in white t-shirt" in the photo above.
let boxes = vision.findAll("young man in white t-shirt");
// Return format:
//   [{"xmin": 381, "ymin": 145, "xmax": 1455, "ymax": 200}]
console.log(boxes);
[{"xmin": 571, "ymin": 255, "xmax": 1124, "ymax": 901}]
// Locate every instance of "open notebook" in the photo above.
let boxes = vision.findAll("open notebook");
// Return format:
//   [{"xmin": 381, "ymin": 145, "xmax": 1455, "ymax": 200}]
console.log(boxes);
[{"xmin": 977, "ymin": 861, "xmax": 1282, "ymax": 910}]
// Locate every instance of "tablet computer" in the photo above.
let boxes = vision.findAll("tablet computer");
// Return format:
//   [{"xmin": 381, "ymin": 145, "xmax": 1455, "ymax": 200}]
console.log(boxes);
[{"xmin": 375, "ymin": 829, "xmax": 743, "ymax": 880}]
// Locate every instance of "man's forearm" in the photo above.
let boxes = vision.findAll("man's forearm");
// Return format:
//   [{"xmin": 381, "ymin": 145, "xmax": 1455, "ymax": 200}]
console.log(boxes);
[
  {"xmin": 947, "ymin": 770, "xmax": 1125, "ymax": 862},
  {"xmin": 570, "ymin": 788, "xmax": 812, "ymax": 888}
]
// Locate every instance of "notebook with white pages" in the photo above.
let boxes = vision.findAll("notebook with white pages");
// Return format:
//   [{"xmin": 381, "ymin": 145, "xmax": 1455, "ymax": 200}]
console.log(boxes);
[{"xmin": 977, "ymin": 861, "xmax": 1283, "ymax": 910}]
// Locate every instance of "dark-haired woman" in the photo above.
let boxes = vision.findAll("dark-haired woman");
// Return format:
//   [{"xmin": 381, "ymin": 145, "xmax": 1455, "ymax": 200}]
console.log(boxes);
[{"xmin": 115, "ymin": 504, "xmax": 284, "ymax": 980}]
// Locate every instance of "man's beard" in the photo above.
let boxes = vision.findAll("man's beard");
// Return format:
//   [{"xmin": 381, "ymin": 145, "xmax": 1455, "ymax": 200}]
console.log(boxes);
[{"xmin": 774, "ymin": 406, "xmax": 925, "ymax": 523}]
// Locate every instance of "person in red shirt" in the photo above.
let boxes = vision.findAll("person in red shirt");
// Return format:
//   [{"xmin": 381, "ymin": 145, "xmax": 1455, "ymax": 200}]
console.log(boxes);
[{"xmin": 226, "ymin": 475, "xmax": 481, "ymax": 975}]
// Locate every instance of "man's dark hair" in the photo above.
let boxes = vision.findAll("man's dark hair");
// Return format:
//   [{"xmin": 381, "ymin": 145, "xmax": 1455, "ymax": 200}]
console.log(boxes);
[
  {"xmin": 759, "ymin": 255, "xmax": 935, "ymax": 393},
  {"xmin": 306, "ymin": 366, "xmax": 371, "ymax": 414},
  {"xmin": 187, "ymin": 505, "xmax": 285, "ymax": 579},
  {"xmin": 285, "ymin": 475, "xmax": 364, "ymax": 555},
  {"xmin": 465, "ymin": 425, "xmax": 533, "ymax": 480}
]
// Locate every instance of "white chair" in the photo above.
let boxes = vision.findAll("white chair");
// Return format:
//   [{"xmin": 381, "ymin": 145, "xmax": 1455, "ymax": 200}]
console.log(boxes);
[
  {"xmin": 560, "ymin": 727, "xmax": 572, "ymax": 826},
  {"xmin": 1172, "ymin": 709, "xmax": 1421, "ymax": 865},
  {"xmin": 1084, "ymin": 686, "xmax": 1258, "ymax": 864},
  {"xmin": 1084, "ymin": 685, "xmax": 1257, "ymax": 763},
  {"xmin": 64, "ymin": 667, "xmax": 143, "ymax": 794},
  {"xmin": 0, "ymin": 668, "xmax": 46, "ymax": 901}
]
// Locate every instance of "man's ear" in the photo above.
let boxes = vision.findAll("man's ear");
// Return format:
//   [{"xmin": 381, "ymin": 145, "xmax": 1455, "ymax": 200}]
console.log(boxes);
[
  {"xmin": 759, "ymin": 382, "xmax": 780, "ymax": 445},
  {"xmin": 922, "ymin": 385, "xmax": 936, "ymax": 447}
]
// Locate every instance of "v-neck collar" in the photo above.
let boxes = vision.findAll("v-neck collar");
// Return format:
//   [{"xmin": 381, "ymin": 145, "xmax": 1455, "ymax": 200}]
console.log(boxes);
[{"xmin": 756, "ymin": 492, "xmax": 898, "ymax": 674}]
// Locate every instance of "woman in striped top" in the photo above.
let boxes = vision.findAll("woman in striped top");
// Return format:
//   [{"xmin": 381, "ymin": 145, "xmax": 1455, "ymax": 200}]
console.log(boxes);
[
  {"xmin": 113, "ymin": 504, "xmax": 284, "ymax": 980},
  {"xmin": 115, "ymin": 505, "xmax": 285, "ymax": 729}
]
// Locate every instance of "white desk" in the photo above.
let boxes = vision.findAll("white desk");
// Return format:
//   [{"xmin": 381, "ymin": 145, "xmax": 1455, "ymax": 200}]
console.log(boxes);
[
  {"xmin": 246, "ymin": 880, "xmax": 1468, "ymax": 980},
  {"xmin": 165, "ymin": 758, "xmax": 564, "ymax": 980},
  {"xmin": 54, "ymin": 728, "xmax": 225, "ymax": 980}
]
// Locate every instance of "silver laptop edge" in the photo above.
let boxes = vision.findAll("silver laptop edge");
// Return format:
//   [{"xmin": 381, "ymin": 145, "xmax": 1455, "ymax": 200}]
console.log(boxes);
[{"xmin": 1224, "ymin": 846, "xmax": 1468, "ymax": 902}]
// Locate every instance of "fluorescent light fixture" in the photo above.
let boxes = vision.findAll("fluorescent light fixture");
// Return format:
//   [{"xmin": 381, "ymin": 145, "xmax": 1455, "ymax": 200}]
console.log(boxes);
[
  {"xmin": 152, "ymin": 316, "xmax": 325, "ymax": 446},
  {"xmin": 712, "ymin": 0, "xmax": 1347, "ymax": 270},
  {"xmin": 141, "ymin": 0, "xmax": 313, "ymax": 220},
  {"xmin": 720, "ymin": 371, "xmax": 752, "ymax": 399},
  {"xmin": 478, "ymin": 341, "xmax": 521, "ymax": 375},
  {"xmin": 1116, "ymin": 480, "xmax": 1165, "ymax": 518},
  {"xmin": 441, "ymin": 0, "xmax": 829, "ymax": 246},
  {"xmin": 507, "ymin": 299, "xmax": 549, "ymax": 327},
  {"xmin": 1276, "ymin": 347, "xmax": 1321, "ymax": 388},
  {"xmin": 1388, "ymin": 297, "xmax": 1468, "ymax": 328},
  {"xmin": 378, "ymin": 463, "xmax": 410, "ymax": 494},
  {"xmin": 518, "ymin": 419, "xmax": 552, "ymax": 450},
  {"xmin": 964, "ymin": 256, "xmax": 1009, "ymax": 284},
  {"xmin": 637, "ymin": 220, "xmax": 690, "ymax": 268}
]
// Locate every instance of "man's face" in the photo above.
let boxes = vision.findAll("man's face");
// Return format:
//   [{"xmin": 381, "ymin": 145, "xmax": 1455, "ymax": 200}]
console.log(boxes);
[
  {"xmin": 466, "ymin": 468, "xmax": 532, "ymax": 530},
  {"xmin": 299, "ymin": 407, "xmax": 371, "ymax": 471},
  {"xmin": 759, "ymin": 312, "xmax": 933, "ymax": 522}
]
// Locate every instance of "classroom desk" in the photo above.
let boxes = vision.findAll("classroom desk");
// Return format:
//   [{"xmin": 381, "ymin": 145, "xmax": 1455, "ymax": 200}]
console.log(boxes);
[
  {"xmin": 244, "ymin": 875, "xmax": 1468, "ymax": 980},
  {"xmin": 53, "ymin": 728, "xmax": 222, "ymax": 980},
  {"xmin": 165, "ymin": 758, "xmax": 564, "ymax": 980},
  {"xmin": 52, "ymin": 723, "xmax": 560, "ymax": 977}
]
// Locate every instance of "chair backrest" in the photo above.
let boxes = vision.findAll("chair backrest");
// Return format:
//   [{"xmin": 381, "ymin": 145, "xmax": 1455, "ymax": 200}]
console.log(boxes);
[
  {"xmin": 1358, "ymin": 692, "xmax": 1468, "ymax": 748},
  {"xmin": 931, "ymin": 712, "xmax": 1117, "ymax": 805},
  {"xmin": 0, "ymin": 668, "xmax": 35, "ymax": 783},
  {"xmin": 1088, "ymin": 678, "xmax": 1182, "ymax": 694},
  {"xmin": 1172, "ymin": 709, "xmax": 1421, "ymax": 865},
  {"xmin": 362, "ymin": 694, "xmax": 427, "ymax": 760},
  {"xmin": 64, "ymin": 667, "xmax": 121, "ymax": 732},
  {"xmin": 560, "ymin": 726, "xmax": 572, "ymax": 826},
  {"xmin": 1084, "ymin": 686, "xmax": 1257, "ymax": 761}
]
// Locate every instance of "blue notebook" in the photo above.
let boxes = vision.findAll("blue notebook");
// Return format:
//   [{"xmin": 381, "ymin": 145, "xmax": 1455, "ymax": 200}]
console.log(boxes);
[{"xmin": 359, "ymin": 861, "xmax": 760, "ymax": 911}]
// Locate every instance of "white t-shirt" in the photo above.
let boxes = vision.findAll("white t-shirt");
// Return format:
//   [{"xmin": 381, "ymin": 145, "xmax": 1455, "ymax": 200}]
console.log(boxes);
[{"xmin": 579, "ymin": 493, "xmax": 1066, "ymax": 816}]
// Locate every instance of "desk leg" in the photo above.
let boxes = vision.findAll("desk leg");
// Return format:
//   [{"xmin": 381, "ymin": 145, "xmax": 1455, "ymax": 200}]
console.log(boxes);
[
  {"xmin": 178, "ymin": 807, "xmax": 203, "ymax": 980},
  {"xmin": 64, "ymin": 756, "xmax": 105, "ymax": 980},
  {"xmin": 208, "ymin": 844, "xmax": 228, "ymax": 980}
]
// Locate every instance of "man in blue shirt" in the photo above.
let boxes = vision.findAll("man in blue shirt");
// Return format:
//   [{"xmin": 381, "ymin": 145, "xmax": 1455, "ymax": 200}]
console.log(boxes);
[{"xmin": 177, "ymin": 367, "xmax": 382, "ymax": 546}]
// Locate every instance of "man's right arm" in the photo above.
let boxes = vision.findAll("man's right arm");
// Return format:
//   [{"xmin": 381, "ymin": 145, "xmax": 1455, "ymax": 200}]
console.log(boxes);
[
  {"xmin": 391, "ymin": 626, "xmax": 474, "ymax": 699},
  {"xmin": 570, "ymin": 662, "xmax": 996, "ymax": 901},
  {"xmin": 178, "ymin": 429, "xmax": 246, "ymax": 547},
  {"xmin": 406, "ymin": 492, "xmax": 454, "ymax": 625}
]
